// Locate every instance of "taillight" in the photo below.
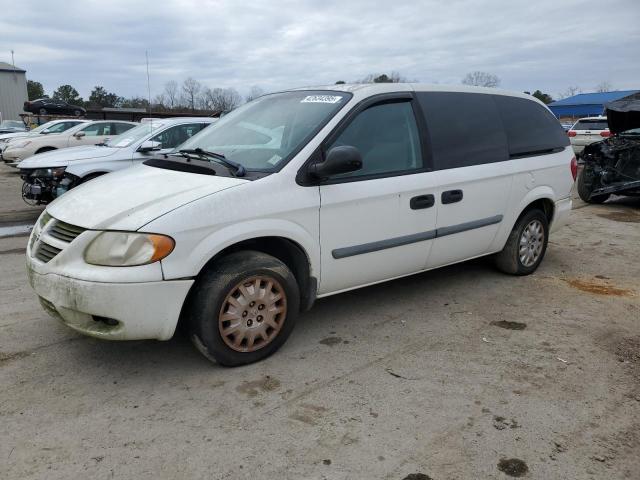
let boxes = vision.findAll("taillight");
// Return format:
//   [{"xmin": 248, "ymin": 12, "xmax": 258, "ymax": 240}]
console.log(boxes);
[
  {"xmin": 568, "ymin": 130, "xmax": 577, "ymax": 137},
  {"xmin": 570, "ymin": 156, "xmax": 578, "ymax": 181},
  {"xmin": 600, "ymin": 130, "xmax": 611, "ymax": 137}
]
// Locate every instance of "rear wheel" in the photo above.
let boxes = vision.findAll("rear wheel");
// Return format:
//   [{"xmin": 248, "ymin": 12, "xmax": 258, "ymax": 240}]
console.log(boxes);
[
  {"xmin": 188, "ymin": 250, "xmax": 300, "ymax": 366},
  {"xmin": 73, "ymin": 109, "xmax": 82, "ymax": 117},
  {"xmin": 494, "ymin": 209, "xmax": 549, "ymax": 275},
  {"xmin": 38, "ymin": 108, "xmax": 47, "ymax": 115},
  {"xmin": 577, "ymin": 167, "xmax": 609, "ymax": 204}
]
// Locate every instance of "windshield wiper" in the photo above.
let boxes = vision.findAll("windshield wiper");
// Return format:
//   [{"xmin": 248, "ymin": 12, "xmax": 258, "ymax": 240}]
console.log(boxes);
[{"xmin": 178, "ymin": 148, "xmax": 246, "ymax": 177}]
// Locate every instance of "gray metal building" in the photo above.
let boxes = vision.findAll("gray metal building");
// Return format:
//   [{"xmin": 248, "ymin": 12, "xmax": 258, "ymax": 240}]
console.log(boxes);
[{"xmin": 0, "ymin": 62, "xmax": 28, "ymax": 122}]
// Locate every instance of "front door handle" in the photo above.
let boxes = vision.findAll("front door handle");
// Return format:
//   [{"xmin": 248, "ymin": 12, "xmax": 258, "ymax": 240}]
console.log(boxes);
[
  {"xmin": 442, "ymin": 189, "xmax": 463, "ymax": 204},
  {"xmin": 410, "ymin": 194, "xmax": 435, "ymax": 210}
]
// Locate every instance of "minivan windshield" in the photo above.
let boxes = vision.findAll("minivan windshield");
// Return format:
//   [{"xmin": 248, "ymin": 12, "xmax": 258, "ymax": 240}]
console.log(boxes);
[
  {"xmin": 106, "ymin": 122, "xmax": 167, "ymax": 148},
  {"xmin": 178, "ymin": 91, "xmax": 351, "ymax": 170}
]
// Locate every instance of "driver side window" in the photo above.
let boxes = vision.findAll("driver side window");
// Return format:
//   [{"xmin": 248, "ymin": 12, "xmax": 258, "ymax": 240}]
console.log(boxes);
[
  {"xmin": 327, "ymin": 101, "xmax": 423, "ymax": 179},
  {"xmin": 80, "ymin": 123, "xmax": 106, "ymax": 136},
  {"xmin": 151, "ymin": 123, "xmax": 207, "ymax": 149}
]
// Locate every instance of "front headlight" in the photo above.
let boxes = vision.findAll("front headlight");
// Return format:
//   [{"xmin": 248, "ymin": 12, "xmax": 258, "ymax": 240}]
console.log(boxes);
[
  {"xmin": 84, "ymin": 232, "xmax": 175, "ymax": 266},
  {"xmin": 32, "ymin": 167, "xmax": 66, "ymax": 178}
]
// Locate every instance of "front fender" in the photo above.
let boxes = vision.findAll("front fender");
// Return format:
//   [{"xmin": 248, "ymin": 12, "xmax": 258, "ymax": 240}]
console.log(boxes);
[{"xmin": 158, "ymin": 218, "xmax": 320, "ymax": 282}]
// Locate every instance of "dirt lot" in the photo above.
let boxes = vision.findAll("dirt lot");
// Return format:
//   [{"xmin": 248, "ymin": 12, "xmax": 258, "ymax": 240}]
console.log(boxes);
[{"xmin": 0, "ymin": 163, "xmax": 638, "ymax": 479}]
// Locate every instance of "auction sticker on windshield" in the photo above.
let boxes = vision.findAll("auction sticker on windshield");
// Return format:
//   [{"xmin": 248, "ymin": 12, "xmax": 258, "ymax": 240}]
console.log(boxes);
[{"xmin": 301, "ymin": 95, "xmax": 343, "ymax": 104}]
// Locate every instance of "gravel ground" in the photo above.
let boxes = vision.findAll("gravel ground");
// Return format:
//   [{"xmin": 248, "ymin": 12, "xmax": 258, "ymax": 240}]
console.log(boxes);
[{"xmin": 0, "ymin": 163, "xmax": 639, "ymax": 479}]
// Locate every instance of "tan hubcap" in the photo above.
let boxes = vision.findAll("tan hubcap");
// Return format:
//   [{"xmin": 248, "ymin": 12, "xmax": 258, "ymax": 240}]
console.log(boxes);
[{"xmin": 218, "ymin": 275, "xmax": 287, "ymax": 353}]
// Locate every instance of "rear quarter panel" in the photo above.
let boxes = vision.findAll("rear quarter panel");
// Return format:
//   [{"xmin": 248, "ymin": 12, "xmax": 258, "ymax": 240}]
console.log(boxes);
[{"xmin": 488, "ymin": 147, "xmax": 574, "ymax": 252}]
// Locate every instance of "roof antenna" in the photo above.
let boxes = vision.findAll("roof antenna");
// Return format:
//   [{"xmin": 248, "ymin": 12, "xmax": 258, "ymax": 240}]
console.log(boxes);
[{"xmin": 145, "ymin": 50, "xmax": 152, "ymax": 128}]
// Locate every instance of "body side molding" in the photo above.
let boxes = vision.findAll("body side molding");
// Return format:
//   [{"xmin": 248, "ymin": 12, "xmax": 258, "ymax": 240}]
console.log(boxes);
[{"xmin": 331, "ymin": 214, "xmax": 504, "ymax": 259}]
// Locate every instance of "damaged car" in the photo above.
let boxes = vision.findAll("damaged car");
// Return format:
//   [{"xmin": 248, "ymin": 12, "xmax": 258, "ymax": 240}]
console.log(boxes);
[
  {"xmin": 17, "ymin": 118, "xmax": 214, "ymax": 205},
  {"xmin": 577, "ymin": 93, "xmax": 640, "ymax": 203}
]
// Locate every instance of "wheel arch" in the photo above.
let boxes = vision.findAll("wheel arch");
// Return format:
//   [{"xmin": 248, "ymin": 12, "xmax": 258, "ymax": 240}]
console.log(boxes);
[
  {"xmin": 170, "ymin": 225, "xmax": 318, "ymax": 328},
  {"xmin": 35, "ymin": 146, "xmax": 57, "ymax": 154},
  {"xmin": 490, "ymin": 187, "xmax": 556, "ymax": 253},
  {"xmin": 202, "ymin": 236, "xmax": 315, "ymax": 309}
]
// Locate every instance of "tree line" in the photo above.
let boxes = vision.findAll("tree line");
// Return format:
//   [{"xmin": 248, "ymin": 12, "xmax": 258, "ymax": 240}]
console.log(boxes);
[
  {"xmin": 26, "ymin": 78, "xmax": 263, "ymax": 114},
  {"xmin": 27, "ymin": 72, "xmax": 616, "ymax": 112}
]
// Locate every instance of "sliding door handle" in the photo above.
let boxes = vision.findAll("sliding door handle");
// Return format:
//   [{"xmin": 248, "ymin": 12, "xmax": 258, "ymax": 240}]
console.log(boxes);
[{"xmin": 441, "ymin": 189, "xmax": 463, "ymax": 204}]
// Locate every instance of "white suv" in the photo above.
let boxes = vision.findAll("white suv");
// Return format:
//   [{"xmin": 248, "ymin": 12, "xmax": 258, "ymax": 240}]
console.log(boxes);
[
  {"xmin": 26, "ymin": 84, "xmax": 575, "ymax": 366},
  {"xmin": 568, "ymin": 116, "xmax": 611, "ymax": 156},
  {"xmin": 17, "ymin": 118, "xmax": 215, "ymax": 204}
]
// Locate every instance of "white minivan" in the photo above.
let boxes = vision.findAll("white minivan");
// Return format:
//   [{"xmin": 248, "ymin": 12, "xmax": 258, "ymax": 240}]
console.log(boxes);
[{"xmin": 26, "ymin": 84, "xmax": 575, "ymax": 366}]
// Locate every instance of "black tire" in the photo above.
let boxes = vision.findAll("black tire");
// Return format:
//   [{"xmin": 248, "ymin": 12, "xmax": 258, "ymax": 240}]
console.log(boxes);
[
  {"xmin": 188, "ymin": 250, "xmax": 300, "ymax": 366},
  {"xmin": 577, "ymin": 168, "xmax": 609, "ymax": 204},
  {"xmin": 38, "ymin": 108, "xmax": 47, "ymax": 115},
  {"xmin": 494, "ymin": 209, "xmax": 549, "ymax": 276},
  {"xmin": 73, "ymin": 109, "xmax": 82, "ymax": 117}
]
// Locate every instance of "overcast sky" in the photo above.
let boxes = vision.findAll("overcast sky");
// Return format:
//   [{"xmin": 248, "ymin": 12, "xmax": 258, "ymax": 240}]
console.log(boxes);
[{"xmin": 1, "ymin": 0, "xmax": 639, "ymax": 100}]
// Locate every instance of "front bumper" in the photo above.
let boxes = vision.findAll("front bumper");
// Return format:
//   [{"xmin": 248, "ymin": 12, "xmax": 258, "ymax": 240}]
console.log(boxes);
[
  {"xmin": 26, "ymin": 216, "xmax": 194, "ymax": 341},
  {"xmin": 3, "ymin": 147, "xmax": 28, "ymax": 164},
  {"xmin": 28, "ymin": 268, "xmax": 193, "ymax": 340}
]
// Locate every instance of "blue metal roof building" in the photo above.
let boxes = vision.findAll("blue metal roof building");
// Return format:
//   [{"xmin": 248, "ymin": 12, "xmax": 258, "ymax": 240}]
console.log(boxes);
[{"xmin": 548, "ymin": 90, "xmax": 639, "ymax": 118}]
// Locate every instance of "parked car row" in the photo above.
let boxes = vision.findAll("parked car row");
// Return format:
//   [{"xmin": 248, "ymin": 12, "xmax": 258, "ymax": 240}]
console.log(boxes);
[
  {"xmin": 19, "ymin": 118, "xmax": 214, "ymax": 204},
  {"xmin": 3, "ymin": 120, "xmax": 137, "ymax": 166}
]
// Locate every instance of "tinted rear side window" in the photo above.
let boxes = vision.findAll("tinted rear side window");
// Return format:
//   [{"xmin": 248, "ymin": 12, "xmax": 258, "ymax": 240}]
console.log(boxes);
[
  {"xmin": 493, "ymin": 95, "xmax": 569, "ymax": 157},
  {"xmin": 417, "ymin": 92, "xmax": 508, "ymax": 170}
]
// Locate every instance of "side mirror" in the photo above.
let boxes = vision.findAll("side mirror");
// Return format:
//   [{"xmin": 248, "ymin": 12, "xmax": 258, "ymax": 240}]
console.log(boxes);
[
  {"xmin": 73, "ymin": 131, "xmax": 86, "ymax": 138},
  {"xmin": 309, "ymin": 146, "xmax": 363, "ymax": 179},
  {"xmin": 138, "ymin": 140, "xmax": 162, "ymax": 153}
]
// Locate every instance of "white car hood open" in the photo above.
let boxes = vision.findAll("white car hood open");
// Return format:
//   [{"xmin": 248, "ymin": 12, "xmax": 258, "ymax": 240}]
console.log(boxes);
[
  {"xmin": 47, "ymin": 163, "xmax": 248, "ymax": 231},
  {"xmin": 18, "ymin": 146, "xmax": 119, "ymax": 169}
]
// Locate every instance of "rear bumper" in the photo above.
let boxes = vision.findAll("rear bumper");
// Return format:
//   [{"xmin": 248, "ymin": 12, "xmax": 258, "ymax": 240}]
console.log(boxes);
[
  {"xmin": 551, "ymin": 197, "xmax": 572, "ymax": 233},
  {"xmin": 28, "ymin": 268, "xmax": 194, "ymax": 341}
]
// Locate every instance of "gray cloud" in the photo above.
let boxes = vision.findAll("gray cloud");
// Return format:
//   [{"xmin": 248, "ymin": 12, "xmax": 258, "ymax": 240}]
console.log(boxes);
[{"xmin": 1, "ymin": 0, "xmax": 639, "ymax": 99}]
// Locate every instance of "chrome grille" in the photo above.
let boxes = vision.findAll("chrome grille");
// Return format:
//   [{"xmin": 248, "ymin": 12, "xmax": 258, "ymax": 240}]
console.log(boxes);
[
  {"xmin": 48, "ymin": 220, "xmax": 86, "ymax": 242},
  {"xmin": 35, "ymin": 241, "xmax": 62, "ymax": 263}
]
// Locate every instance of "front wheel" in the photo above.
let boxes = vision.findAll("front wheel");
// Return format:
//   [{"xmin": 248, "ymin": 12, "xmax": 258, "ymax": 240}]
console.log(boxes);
[
  {"xmin": 73, "ymin": 110, "xmax": 82, "ymax": 116},
  {"xmin": 38, "ymin": 108, "xmax": 47, "ymax": 115},
  {"xmin": 577, "ymin": 168, "xmax": 609, "ymax": 204},
  {"xmin": 188, "ymin": 251, "xmax": 300, "ymax": 366},
  {"xmin": 494, "ymin": 209, "xmax": 549, "ymax": 275}
]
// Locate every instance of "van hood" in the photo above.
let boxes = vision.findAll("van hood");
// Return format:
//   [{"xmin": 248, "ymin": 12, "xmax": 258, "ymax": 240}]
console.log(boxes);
[
  {"xmin": 18, "ymin": 146, "xmax": 119, "ymax": 169},
  {"xmin": 605, "ymin": 92, "xmax": 640, "ymax": 134},
  {"xmin": 46, "ymin": 163, "xmax": 248, "ymax": 231}
]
